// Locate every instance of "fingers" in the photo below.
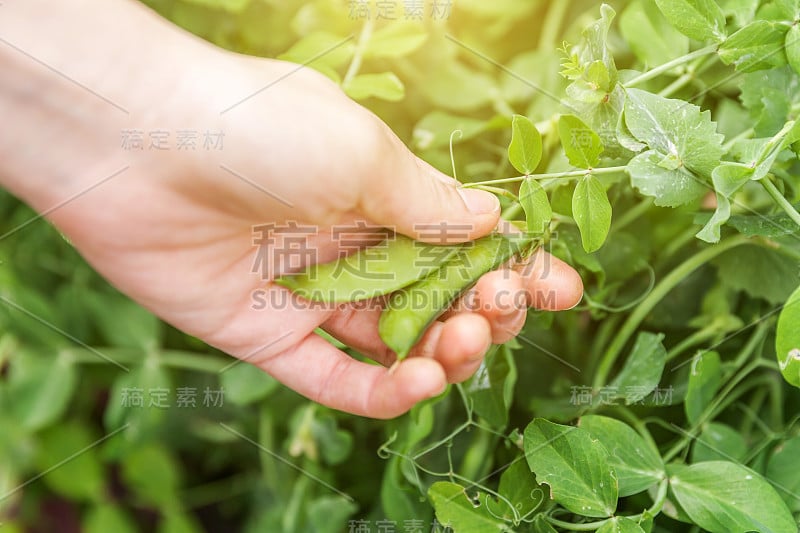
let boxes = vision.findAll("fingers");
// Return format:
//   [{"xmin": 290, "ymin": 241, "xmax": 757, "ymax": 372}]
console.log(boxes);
[
  {"xmin": 321, "ymin": 305, "xmax": 491, "ymax": 384},
  {"xmin": 458, "ymin": 269, "xmax": 527, "ymax": 344},
  {"xmin": 514, "ymin": 249, "xmax": 584, "ymax": 311},
  {"xmin": 432, "ymin": 313, "xmax": 492, "ymax": 383},
  {"xmin": 320, "ymin": 248, "xmax": 583, "ymax": 383},
  {"xmin": 259, "ymin": 332, "xmax": 447, "ymax": 419},
  {"xmin": 356, "ymin": 120, "xmax": 500, "ymax": 243}
]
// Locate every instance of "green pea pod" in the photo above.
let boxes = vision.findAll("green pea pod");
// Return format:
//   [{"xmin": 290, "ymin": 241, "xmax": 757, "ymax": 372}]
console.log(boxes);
[
  {"xmin": 776, "ymin": 284, "xmax": 800, "ymax": 388},
  {"xmin": 379, "ymin": 233, "xmax": 535, "ymax": 360},
  {"xmin": 273, "ymin": 235, "xmax": 461, "ymax": 303}
]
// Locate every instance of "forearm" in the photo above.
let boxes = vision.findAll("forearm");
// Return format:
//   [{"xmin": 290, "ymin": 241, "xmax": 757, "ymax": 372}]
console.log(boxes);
[{"xmin": 0, "ymin": 0, "xmax": 211, "ymax": 211}]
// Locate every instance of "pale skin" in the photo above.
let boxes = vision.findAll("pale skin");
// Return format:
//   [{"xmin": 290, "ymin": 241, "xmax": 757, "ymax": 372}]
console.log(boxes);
[{"xmin": 0, "ymin": 0, "xmax": 583, "ymax": 418}]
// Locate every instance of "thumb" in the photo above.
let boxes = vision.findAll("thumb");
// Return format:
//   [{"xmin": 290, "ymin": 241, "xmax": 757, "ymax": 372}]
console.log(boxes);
[{"xmin": 356, "ymin": 125, "xmax": 501, "ymax": 243}]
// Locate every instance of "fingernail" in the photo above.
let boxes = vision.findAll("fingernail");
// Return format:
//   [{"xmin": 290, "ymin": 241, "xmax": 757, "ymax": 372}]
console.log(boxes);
[{"xmin": 458, "ymin": 188, "xmax": 500, "ymax": 215}]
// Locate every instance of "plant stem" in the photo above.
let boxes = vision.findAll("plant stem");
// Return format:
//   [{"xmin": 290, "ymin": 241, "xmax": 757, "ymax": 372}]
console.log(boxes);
[
  {"xmin": 545, "ymin": 516, "xmax": 610, "ymax": 531},
  {"xmin": 611, "ymin": 198, "xmax": 653, "ymax": 234},
  {"xmin": 665, "ymin": 325, "xmax": 717, "ymax": 362},
  {"xmin": 182, "ymin": 473, "xmax": 257, "ymax": 509},
  {"xmin": 761, "ymin": 179, "xmax": 800, "ymax": 228},
  {"xmin": 342, "ymin": 18, "xmax": 374, "ymax": 86},
  {"xmin": 464, "ymin": 166, "xmax": 627, "ymax": 188},
  {"xmin": 501, "ymin": 201, "xmax": 524, "ymax": 221},
  {"xmin": 722, "ymin": 127, "xmax": 754, "ymax": 152},
  {"xmin": 471, "ymin": 184, "xmax": 518, "ymax": 199},
  {"xmin": 624, "ymin": 45, "xmax": 718, "ymax": 88},
  {"xmin": 658, "ymin": 72, "xmax": 693, "ymax": 97},
  {"xmin": 662, "ymin": 359, "xmax": 775, "ymax": 462},
  {"xmin": 539, "ymin": 0, "xmax": 570, "ymax": 50},
  {"xmin": 592, "ymin": 235, "xmax": 749, "ymax": 389},
  {"xmin": 614, "ymin": 406, "xmax": 660, "ymax": 453}
]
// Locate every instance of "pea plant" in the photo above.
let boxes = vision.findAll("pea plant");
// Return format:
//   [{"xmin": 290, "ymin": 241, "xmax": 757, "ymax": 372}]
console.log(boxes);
[{"xmin": 1, "ymin": 1, "xmax": 800, "ymax": 532}]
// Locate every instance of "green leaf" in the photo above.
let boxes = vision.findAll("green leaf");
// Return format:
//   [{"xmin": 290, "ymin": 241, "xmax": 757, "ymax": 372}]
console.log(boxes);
[
  {"xmin": 577, "ymin": 4, "xmax": 619, "ymax": 85},
  {"xmin": 84, "ymin": 505, "xmax": 138, "ymax": 533},
  {"xmin": 277, "ymin": 31, "xmax": 354, "ymax": 69},
  {"xmin": 627, "ymin": 156, "xmax": 706, "ymax": 207},
  {"xmin": 551, "ymin": 226, "xmax": 606, "ymax": 284},
  {"xmin": 519, "ymin": 178, "xmax": 552, "ymax": 235},
  {"xmin": 428, "ymin": 482, "xmax": 512, "ymax": 532},
  {"xmin": 559, "ymin": 115, "xmax": 604, "ymax": 169},
  {"xmin": 713, "ymin": 245, "xmax": 800, "ymax": 305},
  {"xmin": 724, "ymin": 206, "xmax": 800, "ymax": 237},
  {"xmin": 412, "ymin": 111, "xmax": 489, "ymax": 150},
  {"xmin": 721, "ymin": 0, "xmax": 760, "ymax": 27},
  {"xmin": 364, "ymin": 22, "xmax": 427, "ymax": 59},
  {"xmin": 747, "ymin": 121, "xmax": 800, "ymax": 180},
  {"xmin": 35, "ymin": 422, "xmax": 104, "ymax": 502},
  {"xmin": 157, "ymin": 510, "xmax": 203, "ymax": 533},
  {"xmin": 766, "ymin": 436, "xmax": 800, "ymax": 512},
  {"xmin": 691, "ymin": 423, "xmax": 748, "ymax": 463},
  {"xmin": 311, "ymin": 413, "xmax": 353, "ymax": 465},
  {"xmin": 501, "ymin": 49, "xmax": 561, "ymax": 104},
  {"xmin": 567, "ymin": 64, "xmax": 613, "ymax": 104},
  {"xmin": 121, "ymin": 444, "xmax": 180, "ymax": 506},
  {"xmin": 381, "ymin": 456, "xmax": 432, "ymax": 523},
  {"xmin": 524, "ymin": 419, "xmax": 618, "ymax": 518},
  {"xmin": 465, "ymin": 345, "xmax": 517, "ymax": 428},
  {"xmin": 776, "ymin": 284, "xmax": 800, "ymax": 388},
  {"xmin": 486, "ymin": 458, "xmax": 545, "ymax": 521},
  {"xmin": 0, "ymin": 287, "xmax": 69, "ymax": 347},
  {"xmin": 719, "ymin": 20, "xmax": 789, "ymax": 72},
  {"xmin": 698, "ymin": 118, "xmax": 794, "ymax": 242},
  {"xmin": 620, "ymin": 0, "xmax": 690, "ymax": 67},
  {"xmin": 220, "ymin": 362, "xmax": 279, "ymax": 406},
  {"xmin": 9, "ymin": 350, "xmax": 77, "ymax": 431},
  {"xmin": 787, "ymin": 25, "xmax": 800, "ymax": 75},
  {"xmin": 103, "ymin": 359, "xmax": 172, "ymax": 443},
  {"xmin": 696, "ymin": 163, "xmax": 752, "ymax": 243},
  {"xmin": 684, "ymin": 351, "xmax": 722, "ymax": 425},
  {"xmin": 508, "ymin": 115, "xmax": 543, "ymax": 174},
  {"xmin": 579, "ymin": 415, "xmax": 665, "ymax": 497},
  {"xmin": 610, "ymin": 332, "xmax": 667, "ymax": 405},
  {"xmin": 597, "ymin": 517, "xmax": 647, "ymax": 533},
  {"xmin": 307, "ymin": 496, "xmax": 359, "ymax": 533},
  {"xmin": 775, "ymin": 0, "xmax": 800, "ymax": 20},
  {"xmin": 533, "ymin": 515, "xmax": 559, "ymax": 533},
  {"xmin": 344, "ymin": 72, "xmax": 405, "ymax": 102},
  {"xmin": 740, "ymin": 67, "xmax": 800, "ymax": 136},
  {"xmin": 86, "ymin": 291, "xmax": 161, "ymax": 351},
  {"xmin": 418, "ymin": 62, "xmax": 495, "ymax": 111},
  {"xmin": 668, "ymin": 461, "xmax": 796, "ymax": 533},
  {"xmin": 625, "ymin": 89, "xmax": 725, "ymax": 178},
  {"xmin": 572, "ymin": 175, "xmax": 612, "ymax": 253},
  {"xmin": 654, "ymin": 0, "xmax": 727, "ymax": 42},
  {"xmin": 638, "ymin": 509, "xmax": 655, "ymax": 532}
]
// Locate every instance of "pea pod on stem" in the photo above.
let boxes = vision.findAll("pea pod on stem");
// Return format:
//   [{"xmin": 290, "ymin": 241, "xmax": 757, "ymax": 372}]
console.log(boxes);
[
  {"xmin": 379, "ymin": 232, "xmax": 537, "ymax": 360},
  {"xmin": 273, "ymin": 234, "xmax": 461, "ymax": 303}
]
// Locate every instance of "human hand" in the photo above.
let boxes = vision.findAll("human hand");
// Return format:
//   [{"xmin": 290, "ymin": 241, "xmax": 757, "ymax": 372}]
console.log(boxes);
[{"xmin": 1, "ymin": 0, "xmax": 582, "ymax": 418}]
